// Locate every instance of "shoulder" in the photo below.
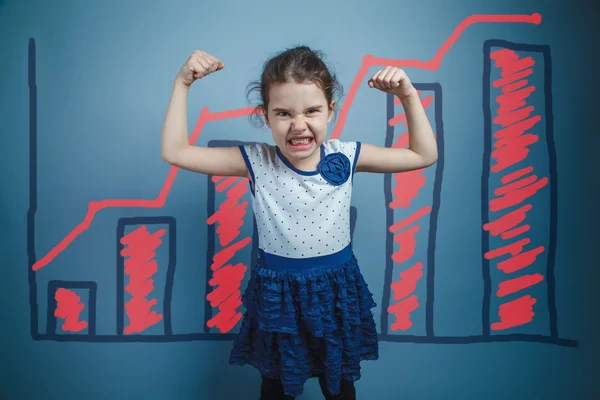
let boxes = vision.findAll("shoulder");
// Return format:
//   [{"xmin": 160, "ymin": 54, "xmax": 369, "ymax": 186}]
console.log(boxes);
[
  {"xmin": 321, "ymin": 139, "xmax": 362, "ymax": 179},
  {"xmin": 240, "ymin": 141, "xmax": 274, "ymax": 153},
  {"xmin": 322, "ymin": 139, "xmax": 361, "ymax": 165},
  {"xmin": 238, "ymin": 142, "xmax": 278, "ymax": 183},
  {"xmin": 240, "ymin": 142, "xmax": 276, "ymax": 160},
  {"xmin": 323, "ymin": 139, "xmax": 360, "ymax": 154}
]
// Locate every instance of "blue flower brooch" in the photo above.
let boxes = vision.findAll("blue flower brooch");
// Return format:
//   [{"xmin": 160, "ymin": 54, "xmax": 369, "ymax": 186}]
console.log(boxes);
[{"xmin": 317, "ymin": 152, "xmax": 351, "ymax": 186}]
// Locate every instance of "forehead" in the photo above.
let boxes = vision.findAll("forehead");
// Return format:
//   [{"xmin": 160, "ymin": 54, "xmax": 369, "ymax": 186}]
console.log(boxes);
[{"xmin": 268, "ymin": 81, "xmax": 327, "ymax": 109}]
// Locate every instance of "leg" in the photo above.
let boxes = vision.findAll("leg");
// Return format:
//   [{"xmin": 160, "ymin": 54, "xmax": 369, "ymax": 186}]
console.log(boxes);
[
  {"xmin": 317, "ymin": 375, "xmax": 356, "ymax": 400},
  {"xmin": 260, "ymin": 376, "xmax": 295, "ymax": 400}
]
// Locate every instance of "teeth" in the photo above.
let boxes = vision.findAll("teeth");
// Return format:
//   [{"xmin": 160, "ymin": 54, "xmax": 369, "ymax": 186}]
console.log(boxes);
[{"xmin": 291, "ymin": 138, "xmax": 310, "ymax": 145}]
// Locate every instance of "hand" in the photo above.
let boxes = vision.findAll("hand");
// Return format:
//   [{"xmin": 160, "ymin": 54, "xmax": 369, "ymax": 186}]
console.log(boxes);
[
  {"xmin": 368, "ymin": 66, "xmax": 416, "ymax": 100},
  {"xmin": 175, "ymin": 50, "xmax": 224, "ymax": 87}
]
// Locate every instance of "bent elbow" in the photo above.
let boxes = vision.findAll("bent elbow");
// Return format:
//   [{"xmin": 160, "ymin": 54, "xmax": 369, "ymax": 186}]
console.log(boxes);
[
  {"xmin": 161, "ymin": 144, "xmax": 187, "ymax": 166},
  {"xmin": 161, "ymin": 149, "xmax": 177, "ymax": 165},
  {"xmin": 421, "ymin": 156, "xmax": 437, "ymax": 169}
]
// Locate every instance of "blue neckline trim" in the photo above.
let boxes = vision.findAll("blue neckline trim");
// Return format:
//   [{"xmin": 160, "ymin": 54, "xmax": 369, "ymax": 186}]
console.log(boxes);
[{"xmin": 275, "ymin": 144, "xmax": 325, "ymax": 176}]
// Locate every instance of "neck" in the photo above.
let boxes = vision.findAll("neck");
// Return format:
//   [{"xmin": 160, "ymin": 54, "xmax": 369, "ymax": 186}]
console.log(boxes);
[{"xmin": 282, "ymin": 146, "xmax": 321, "ymax": 171}]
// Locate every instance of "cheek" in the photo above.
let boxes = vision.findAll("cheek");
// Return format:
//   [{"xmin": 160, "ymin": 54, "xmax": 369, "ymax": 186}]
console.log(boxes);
[
  {"xmin": 270, "ymin": 123, "xmax": 288, "ymax": 142},
  {"xmin": 308, "ymin": 117, "xmax": 329, "ymax": 132},
  {"xmin": 271, "ymin": 121, "xmax": 288, "ymax": 134}
]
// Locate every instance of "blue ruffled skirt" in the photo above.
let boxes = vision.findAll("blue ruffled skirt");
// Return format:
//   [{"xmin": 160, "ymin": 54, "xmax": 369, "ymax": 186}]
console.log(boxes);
[{"xmin": 229, "ymin": 246, "xmax": 379, "ymax": 397}]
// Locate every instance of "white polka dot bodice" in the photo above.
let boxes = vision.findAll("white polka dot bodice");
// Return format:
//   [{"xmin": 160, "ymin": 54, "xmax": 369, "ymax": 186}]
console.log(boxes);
[{"xmin": 239, "ymin": 139, "xmax": 360, "ymax": 258}]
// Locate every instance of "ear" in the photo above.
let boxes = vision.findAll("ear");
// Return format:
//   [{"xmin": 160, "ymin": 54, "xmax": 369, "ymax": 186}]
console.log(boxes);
[{"xmin": 327, "ymin": 100, "xmax": 336, "ymax": 123}]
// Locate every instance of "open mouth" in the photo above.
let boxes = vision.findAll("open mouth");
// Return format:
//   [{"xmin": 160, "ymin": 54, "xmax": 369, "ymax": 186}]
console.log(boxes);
[{"xmin": 287, "ymin": 137, "xmax": 314, "ymax": 149}]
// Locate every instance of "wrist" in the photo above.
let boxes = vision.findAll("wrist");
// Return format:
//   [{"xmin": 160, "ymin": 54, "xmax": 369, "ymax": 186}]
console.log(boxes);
[
  {"xmin": 174, "ymin": 78, "xmax": 191, "ymax": 91},
  {"xmin": 395, "ymin": 87, "xmax": 418, "ymax": 103}
]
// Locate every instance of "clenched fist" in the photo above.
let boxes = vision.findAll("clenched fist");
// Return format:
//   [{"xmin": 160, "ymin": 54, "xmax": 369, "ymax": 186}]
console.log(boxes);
[
  {"xmin": 175, "ymin": 50, "xmax": 224, "ymax": 87},
  {"xmin": 368, "ymin": 66, "xmax": 416, "ymax": 100}
]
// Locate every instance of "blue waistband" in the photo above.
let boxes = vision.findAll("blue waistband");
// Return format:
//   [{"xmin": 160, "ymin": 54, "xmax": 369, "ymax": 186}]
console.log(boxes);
[{"xmin": 258, "ymin": 244, "xmax": 353, "ymax": 273}]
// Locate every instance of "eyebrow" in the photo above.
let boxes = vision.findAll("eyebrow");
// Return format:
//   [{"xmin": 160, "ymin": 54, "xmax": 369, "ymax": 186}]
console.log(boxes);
[{"xmin": 271, "ymin": 105, "xmax": 324, "ymax": 112}]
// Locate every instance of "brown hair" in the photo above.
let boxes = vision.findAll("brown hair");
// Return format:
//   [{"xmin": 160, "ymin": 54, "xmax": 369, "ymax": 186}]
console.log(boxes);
[{"xmin": 246, "ymin": 45, "xmax": 344, "ymax": 128}]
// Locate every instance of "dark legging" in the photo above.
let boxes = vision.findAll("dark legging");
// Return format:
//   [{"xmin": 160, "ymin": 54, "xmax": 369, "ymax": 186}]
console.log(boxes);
[{"xmin": 260, "ymin": 375, "xmax": 356, "ymax": 400}]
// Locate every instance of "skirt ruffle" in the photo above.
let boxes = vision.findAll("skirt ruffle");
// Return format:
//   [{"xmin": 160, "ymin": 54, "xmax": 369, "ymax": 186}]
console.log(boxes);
[{"xmin": 229, "ymin": 254, "xmax": 379, "ymax": 397}]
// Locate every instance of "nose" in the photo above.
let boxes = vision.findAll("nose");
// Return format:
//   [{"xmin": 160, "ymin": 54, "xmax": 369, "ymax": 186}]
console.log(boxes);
[{"xmin": 290, "ymin": 115, "xmax": 307, "ymax": 132}]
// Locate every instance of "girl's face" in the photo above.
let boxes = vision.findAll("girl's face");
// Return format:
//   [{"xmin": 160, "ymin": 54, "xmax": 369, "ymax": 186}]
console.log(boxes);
[{"xmin": 265, "ymin": 81, "xmax": 335, "ymax": 169}]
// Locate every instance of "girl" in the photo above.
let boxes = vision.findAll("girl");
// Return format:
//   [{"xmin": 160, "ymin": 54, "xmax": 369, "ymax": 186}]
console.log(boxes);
[{"xmin": 162, "ymin": 46, "xmax": 437, "ymax": 399}]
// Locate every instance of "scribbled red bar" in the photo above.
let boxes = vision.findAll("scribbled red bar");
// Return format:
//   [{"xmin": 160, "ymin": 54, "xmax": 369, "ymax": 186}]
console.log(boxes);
[
  {"xmin": 54, "ymin": 288, "xmax": 88, "ymax": 333},
  {"xmin": 47, "ymin": 281, "xmax": 96, "ymax": 336},
  {"xmin": 205, "ymin": 174, "xmax": 252, "ymax": 334},
  {"xmin": 120, "ymin": 226, "xmax": 164, "ymax": 334},
  {"xmin": 384, "ymin": 86, "xmax": 441, "ymax": 336},
  {"xmin": 483, "ymin": 41, "xmax": 554, "ymax": 336}
]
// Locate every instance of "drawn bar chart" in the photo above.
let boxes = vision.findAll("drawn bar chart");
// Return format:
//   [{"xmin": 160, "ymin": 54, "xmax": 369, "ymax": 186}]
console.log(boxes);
[{"xmin": 27, "ymin": 15, "xmax": 577, "ymax": 346}]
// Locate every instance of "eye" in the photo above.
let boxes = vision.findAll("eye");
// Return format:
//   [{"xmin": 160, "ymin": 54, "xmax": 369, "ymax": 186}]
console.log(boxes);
[
  {"xmin": 276, "ymin": 111, "xmax": 289, "ymax": 117},
  {"xmin": 306, "ymin": 109, "xmax": 318, "ymax": 114}
]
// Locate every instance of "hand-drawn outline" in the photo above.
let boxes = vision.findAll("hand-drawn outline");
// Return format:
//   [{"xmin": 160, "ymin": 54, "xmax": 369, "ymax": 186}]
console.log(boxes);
[{"xmin": 26, "ymin": 13, "xmax": 578, "ymax": 347}]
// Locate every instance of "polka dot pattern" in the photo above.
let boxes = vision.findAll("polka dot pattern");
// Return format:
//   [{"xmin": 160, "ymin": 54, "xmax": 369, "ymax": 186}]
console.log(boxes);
[{"xmin": 240, "ymin": 140, "xmax": 360, "ymax": 258}]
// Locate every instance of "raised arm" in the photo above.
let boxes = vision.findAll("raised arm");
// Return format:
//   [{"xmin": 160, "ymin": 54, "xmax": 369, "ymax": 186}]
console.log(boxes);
[
  {"xmin": 356, "ymin": 66, "xmax": 438, "ymax": 174},
  {"xmin": 161, "ymin": 51, "xmax": 249, "ymax": 178}
]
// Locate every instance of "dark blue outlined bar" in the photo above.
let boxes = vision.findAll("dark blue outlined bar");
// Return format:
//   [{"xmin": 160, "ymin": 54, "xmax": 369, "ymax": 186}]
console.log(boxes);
[
  {"xmin": 205, "ymin": 140, "xmax": 258, "ymax": 333},
  {"xmin": 116, "ymin": 217, "xmax": 177, "ymax": 336},
  {"xmin": 482, "ymin": 39, "xmax": 558, "ymax": 338},
  {"xmin": 46, "ymin": 280, "xmax": 97, "ymax": 336},
  {"xmin": 381, "ymin": 83, "xmax": 444, "ymax": 337}
]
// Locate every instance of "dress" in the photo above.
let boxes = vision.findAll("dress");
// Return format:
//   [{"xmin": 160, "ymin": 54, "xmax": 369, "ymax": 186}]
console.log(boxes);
[{"xmin": 229, "ymin": 139, "xmax": 379, "ymax": 397}]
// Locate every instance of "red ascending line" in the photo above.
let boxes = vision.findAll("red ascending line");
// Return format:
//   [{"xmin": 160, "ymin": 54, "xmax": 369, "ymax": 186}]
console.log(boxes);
[
  {"xmin": 330, "ymin": 13, "xmax": 541, "ymax": 139},
  {"xmin": 31, "ymin": 13, "xmax": 541, "ymax": 271}
]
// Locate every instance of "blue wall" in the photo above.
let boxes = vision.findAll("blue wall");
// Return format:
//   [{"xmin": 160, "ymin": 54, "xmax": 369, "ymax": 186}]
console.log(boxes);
[{"xmin": 1, "ymin": 0, "xmax": 598, "ymax": 398}]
